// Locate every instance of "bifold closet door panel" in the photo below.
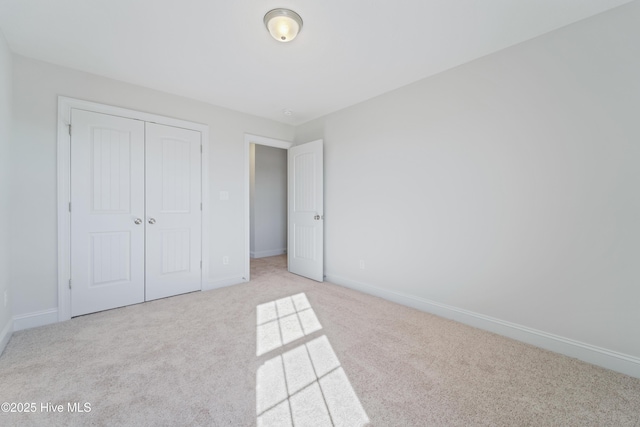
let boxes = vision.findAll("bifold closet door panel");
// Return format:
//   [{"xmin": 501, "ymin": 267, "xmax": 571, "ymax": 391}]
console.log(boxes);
[
  {"xmin": 144, "ymin": 122, "xmax": 202, "ymax": 301},
  {"xmin": 70, "ymin": 109, "xmax": 146, "ymax": 317}
]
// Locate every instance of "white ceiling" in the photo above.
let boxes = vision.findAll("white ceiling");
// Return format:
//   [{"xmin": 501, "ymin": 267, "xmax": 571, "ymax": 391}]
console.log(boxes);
[{"xmin": 0, "ymin": 0, "xmax": 633, "ymax": 125}]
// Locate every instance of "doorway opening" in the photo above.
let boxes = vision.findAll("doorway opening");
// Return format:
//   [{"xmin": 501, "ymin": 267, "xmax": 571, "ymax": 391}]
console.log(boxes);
[
  {"xmin": 244, "ymin": 134, "xmax": 293, "ymax": 281},
  {"xmin": 250, "ymin": 143, "xmax": 287, "ymax": 259},
  {"xmin": 243, "ymin": 134, "xmax": 324, "ymax": 283}
]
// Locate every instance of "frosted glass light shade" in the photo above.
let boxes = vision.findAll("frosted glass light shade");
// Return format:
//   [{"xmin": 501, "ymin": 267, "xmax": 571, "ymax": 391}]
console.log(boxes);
[{"xmin": 264, "ymin": 9, "xmax": 303, "ymax": 42}]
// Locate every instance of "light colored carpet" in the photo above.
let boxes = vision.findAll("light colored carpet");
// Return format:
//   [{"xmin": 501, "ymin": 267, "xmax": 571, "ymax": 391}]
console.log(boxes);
[{"xmin": 1, "ymin": 255, "xmax": 639, "ymax": 426}]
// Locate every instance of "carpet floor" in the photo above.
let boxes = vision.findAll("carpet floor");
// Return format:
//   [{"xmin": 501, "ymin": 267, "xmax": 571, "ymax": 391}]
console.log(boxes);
[{"xmin": 1, "ymin": 255, "xmax": 639, "ymax": 426}]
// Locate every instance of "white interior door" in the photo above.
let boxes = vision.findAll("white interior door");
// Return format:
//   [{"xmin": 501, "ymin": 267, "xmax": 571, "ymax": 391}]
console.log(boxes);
[
  {"xmin": 70, "ymin": 109, "xmax": 145, "ymax": 316},
  {"xmin": 145, "ymin": 123, "xmax": 202, "ymax": 301},
  {"xmin": 288, "ymin": 139, "xmax": 324, "ymax": 281}
]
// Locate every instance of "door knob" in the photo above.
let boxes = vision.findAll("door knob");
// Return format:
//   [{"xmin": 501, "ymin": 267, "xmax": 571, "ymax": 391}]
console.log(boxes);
[
  {"xmin": 148, "ymin": 218, "xmax": 156, "ymax": 225},
  {"xmin": 134, "ymin": 218, "xmax": 142, "ymax": 225}
]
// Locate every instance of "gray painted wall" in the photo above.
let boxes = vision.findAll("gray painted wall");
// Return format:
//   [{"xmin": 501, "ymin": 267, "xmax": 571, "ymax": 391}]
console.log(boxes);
[
  {"xmin": 295, "ymin": 2, "xmax": 640, "ymax": 359},
  {"xmin": 0, "ymin": 30, "xmax": 12, "ymax": 353},
  {"xmin": 250, "ymin": 144, "xmax": 287, "ymax": 258},
  {"xmin": 10, "ymin": 55, "xmax": 294, "ymax": 318}
]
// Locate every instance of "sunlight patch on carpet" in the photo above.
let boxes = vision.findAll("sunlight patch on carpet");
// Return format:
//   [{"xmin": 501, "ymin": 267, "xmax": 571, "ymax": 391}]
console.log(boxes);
[
  {"xmin": 256, "ymin": 295, "xmax": 369, "ymax": 427},
  {"xmin": 256, "ymin": 293, "xmax": 323, "ymax": 356}
]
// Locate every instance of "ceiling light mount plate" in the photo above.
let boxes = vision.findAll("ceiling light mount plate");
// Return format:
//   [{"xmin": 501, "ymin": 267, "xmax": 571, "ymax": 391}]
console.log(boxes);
[{"xmin": 264, "ymin": 8, "xmax": 303, "ymax": 42}]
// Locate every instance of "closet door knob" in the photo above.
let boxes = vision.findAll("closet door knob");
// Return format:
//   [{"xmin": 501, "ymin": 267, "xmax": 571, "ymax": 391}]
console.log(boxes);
[
  {"xmin": 148, "ymin": 218, "xmax": 156, "ymax": 225},
  {"xmin": 134, "ymin": 218, "xmax": 142, "ymax": 225}
]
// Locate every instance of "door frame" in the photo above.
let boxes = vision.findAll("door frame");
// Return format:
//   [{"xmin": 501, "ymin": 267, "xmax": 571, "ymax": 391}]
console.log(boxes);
[
  {"xmin": 243, "ymin": 133, "xmax": 293, "ymax": 282},
  {"xmin": 57, "ymin": 96, "xmax": 210, "ymax": 321}
]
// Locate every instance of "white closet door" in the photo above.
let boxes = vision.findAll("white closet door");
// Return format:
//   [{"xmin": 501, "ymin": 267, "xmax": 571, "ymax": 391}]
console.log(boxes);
[
  {"xmin": 145, "ymin": 123, "xmax": 202, "ymax": 301},
  {"xmin": 70, "ymin": 109, "xmax": 146, "ymax": 316},
  {"xmin": 288, "ymin": 139, "xmax": 324, "ymax": 282}
]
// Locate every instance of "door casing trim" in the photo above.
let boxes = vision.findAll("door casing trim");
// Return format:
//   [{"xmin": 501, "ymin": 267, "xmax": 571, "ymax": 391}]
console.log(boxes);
[{"xmin": 57, "ymin": 96, "xmax": 210, "ymax": 321}]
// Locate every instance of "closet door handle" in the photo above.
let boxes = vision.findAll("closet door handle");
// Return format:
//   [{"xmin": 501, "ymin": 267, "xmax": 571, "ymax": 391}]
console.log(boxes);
[
  {"xmin": 148, "ymin": 218, "xmax": 156, "ymax": 225},
  {"xmin": 134, "ymin": 218, "xmax": 142, "ymax": 225}
]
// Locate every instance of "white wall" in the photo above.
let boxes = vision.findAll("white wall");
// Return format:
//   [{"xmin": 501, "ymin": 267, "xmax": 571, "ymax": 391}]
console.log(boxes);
[
  {"xmin": 11, "ymin": 55, "xmax": 294, "ymax": 320},
  {"xmin": 296, "ymin": 1, "xmax": 640, "ymax": 367},
  {"xmin": 250, "ymin": 144, "xmax": 287, "ymax": 258},
  {"xmin": 0, "ymin": 30, "xmax": 12, "ymax": 354}
]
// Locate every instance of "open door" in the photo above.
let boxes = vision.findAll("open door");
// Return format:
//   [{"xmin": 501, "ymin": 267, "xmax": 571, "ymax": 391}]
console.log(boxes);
[{"xmin": 288, "ymin": 140, "xmax": 324, "ymax": 281}]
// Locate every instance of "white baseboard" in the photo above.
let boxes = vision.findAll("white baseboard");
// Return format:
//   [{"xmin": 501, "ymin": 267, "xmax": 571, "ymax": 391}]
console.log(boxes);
[
  {"xmin": 0, "ymin": 318, "xmax": 12, "ymax": 356},
  {"xmin": 250, "ymin": 248, "xmax": 286, "ymax": 259},
  {"xmin": 325, "ymin": 273, "xmax": 640, "ymax": 379},
  {"xmin": 204, "ymin": 276, "xmax": 247, "ymax": 291},
  {"xmin": 13, "ymin": 308, "xmax": 59, "ymax": 332}
]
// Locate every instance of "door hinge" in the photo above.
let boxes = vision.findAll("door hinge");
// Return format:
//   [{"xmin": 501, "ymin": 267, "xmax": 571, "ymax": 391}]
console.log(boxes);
[
  {"xmin": 200, "ymin": 144, "xmax": 203, "ymax": 153},
  {"xmin": 200, "ymin": 260, "xmax": 202, "ymax": 270},
  {"xmin": 68, "ymin": 124, "xmax": 72, "ymax": 136},
  {"xmin": 68, "ymin": 279, "xmax": 72, "ymax": 289},
  {"xmin": 68, "ymin": 202, "xmax": 71, "ymax": 212},
  {"xmin": 200, "ymin": 202, "xmax": 203, "ymax": 211}
]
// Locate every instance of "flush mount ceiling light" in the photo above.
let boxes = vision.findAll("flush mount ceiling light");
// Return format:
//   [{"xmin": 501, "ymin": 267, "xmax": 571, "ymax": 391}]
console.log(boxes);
[{"xmin": 264, "ymin": 8, "xmax": 303, "ymax": 42}]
